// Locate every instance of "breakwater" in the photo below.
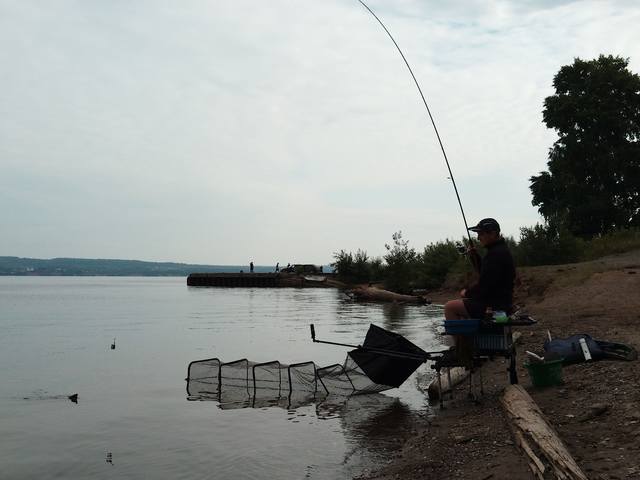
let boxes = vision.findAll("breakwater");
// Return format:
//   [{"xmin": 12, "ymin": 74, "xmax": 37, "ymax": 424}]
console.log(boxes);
[{"xmin": 186, "ymin": 272, "xmax": 333, "ymax": 288}]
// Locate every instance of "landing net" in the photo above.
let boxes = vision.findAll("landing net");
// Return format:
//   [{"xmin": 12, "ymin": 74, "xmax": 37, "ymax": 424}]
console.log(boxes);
[{"xmin": 187, "ymin": 353, "xmax": 396, "ymax": 408}]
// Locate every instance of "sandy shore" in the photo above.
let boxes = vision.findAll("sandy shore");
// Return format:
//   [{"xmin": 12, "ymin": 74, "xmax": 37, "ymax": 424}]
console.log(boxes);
[{"xmin": 358, "ymin": 249, "xmax": 640, "ymax": 480}]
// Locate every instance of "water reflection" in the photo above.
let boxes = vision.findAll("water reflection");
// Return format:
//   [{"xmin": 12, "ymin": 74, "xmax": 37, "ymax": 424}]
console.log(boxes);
[
  {"xmin": 186, "ymin": 371, "xmax": 417, "ymax": 473},
  {"xmin": 1, "ymin": 278, "xmax": 445, "ymax": 480},
  {"xmin": 338, "ymin": 395, "xmax": 416, "ymax": 454},
  {"xmin": 381, "ymin": 302, "xmax": 409, "ymax": 330},
  {"xmin": 188, "ymin": 384, "xmax": 327, "ymax": 411},
  {"xmin": 186, "ymin": 370, "xmax": 412, "ymax": 439},
  {"xmin": 333, "ymin": 295, "xmax": 444, "ymax": 343}
]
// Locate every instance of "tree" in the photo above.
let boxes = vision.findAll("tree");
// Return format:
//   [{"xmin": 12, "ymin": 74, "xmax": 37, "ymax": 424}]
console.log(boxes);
[
  {"xmin": 331, "ymin": 249, "xmax": 380, "ymax": 283},
  {"xmin": 417, "ymin": 240, "xmax": 461, "ymax": 289},
  {"xmin": 530, "ymin": 55, "xmax": 640, "ymax": 237},
  {"xmin": 383, "ymin": 231, "xmax": 418, "ymax": 293},
  {"xmin": 515, "ymin": 224, "xmax": 584, "ymax": 266}
]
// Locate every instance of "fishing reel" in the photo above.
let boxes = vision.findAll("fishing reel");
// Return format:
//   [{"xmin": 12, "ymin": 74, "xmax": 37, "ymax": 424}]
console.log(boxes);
[{"xmin": 455, "ymin": 242, "xmax": 467, "ymax": 255}]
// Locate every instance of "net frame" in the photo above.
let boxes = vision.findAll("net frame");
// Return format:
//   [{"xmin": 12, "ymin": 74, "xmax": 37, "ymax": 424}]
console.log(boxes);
[{"xmin": 186, "ymin": 351, "xmax": 400, "ymax": 407}]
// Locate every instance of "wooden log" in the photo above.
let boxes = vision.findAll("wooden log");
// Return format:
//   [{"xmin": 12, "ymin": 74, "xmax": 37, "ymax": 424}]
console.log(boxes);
[
  {"xmin": 427, "ymin": 366, "xmax": 469, "ymax": 400},
  {"xmin": 348, "ymin": 286, "xmax": 425, "ymax": 303},
  {"xmin": 514, "ymin": 429, "xmax": 546, "ymax": 479},
  {"xmin": 427, "ymin": 332, "xmax": 522, "ymax": 400},
  {"xmin": 501, "ymin": 384, "xmax": 588, "ymax": 480}
]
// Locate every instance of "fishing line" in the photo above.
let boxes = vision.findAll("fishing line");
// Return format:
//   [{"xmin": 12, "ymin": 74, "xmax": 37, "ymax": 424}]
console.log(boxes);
[{"xmin": 356, "ymin": 0, "xmax": 472, "ymax": 243}]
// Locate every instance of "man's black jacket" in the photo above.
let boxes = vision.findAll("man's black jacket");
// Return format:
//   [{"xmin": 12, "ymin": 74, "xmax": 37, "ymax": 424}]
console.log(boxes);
[{"xmin": 466, "ymin": 238, "xmax": 515, "ymax": 311}]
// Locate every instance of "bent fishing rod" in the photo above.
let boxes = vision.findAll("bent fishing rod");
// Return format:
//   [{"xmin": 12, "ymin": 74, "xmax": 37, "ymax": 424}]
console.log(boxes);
[{"xmin": 356, "ymin": 0, "xmax": 473, "ymax": 245}]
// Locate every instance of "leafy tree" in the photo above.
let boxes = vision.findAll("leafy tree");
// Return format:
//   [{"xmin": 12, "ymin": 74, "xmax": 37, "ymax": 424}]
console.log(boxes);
[
  {"xmin": 515, "ymin": 224, "xmax": 584, "ymax": 266},
  {"xmin": 352, "ymin": 249, "xmax": 371, "ymax": 282},
  {"xmin": 530, "ymin": 55, "xmax": 640, "ymax": 237},
  {"xmin": 417, "ymin": 240, "xmax": 462, "ymax": 289},
  {"xmin": 383, "ymin": 231, "xmax": 418, "ymax": 293},
  {"xmin": 331, "ymin": 250, "xmax": 354, "ymax": 278},
  {"xmin": 368, "ymin": 256, "xmax": 386, "ymax": 281},
  {"xmin": 331, "ymin": 249, "xmax": 375, "ymax": 283}
]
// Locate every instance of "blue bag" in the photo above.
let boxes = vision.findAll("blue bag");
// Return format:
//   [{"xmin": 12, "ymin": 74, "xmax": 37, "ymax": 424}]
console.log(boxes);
[{"xmin": 543, "ymin": 334, "xmax": 637, "ymax": 364}]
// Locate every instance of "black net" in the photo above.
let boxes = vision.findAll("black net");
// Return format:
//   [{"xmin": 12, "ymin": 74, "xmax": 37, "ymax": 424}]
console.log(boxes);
[
  {"xmin": 187, "ymin": 352, "xmax": 399, "ymax": 407},
  {"xmin": 187, "ymin": 324, "xmax": 430, "ymax": 408},
  {"xmin": 348, "ymin": 324, "xmax": 426, "ymax": 388}
]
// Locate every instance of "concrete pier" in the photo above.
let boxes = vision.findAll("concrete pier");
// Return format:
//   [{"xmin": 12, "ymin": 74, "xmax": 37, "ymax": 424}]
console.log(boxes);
[{"xmin": 186, "ymin": 272, "xmax": 333, "ymax": 288}]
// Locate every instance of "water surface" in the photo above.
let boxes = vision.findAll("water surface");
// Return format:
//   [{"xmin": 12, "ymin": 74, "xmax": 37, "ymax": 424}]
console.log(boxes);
[{"xmin": 0, "ymin": 277, "xmax": 444, "ymax": 479}]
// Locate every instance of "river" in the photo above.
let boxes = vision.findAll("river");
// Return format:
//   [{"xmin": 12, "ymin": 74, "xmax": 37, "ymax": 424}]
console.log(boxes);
[{"xmin": 0, "ymin": 277, "xmax": 445, "ymax": 479}]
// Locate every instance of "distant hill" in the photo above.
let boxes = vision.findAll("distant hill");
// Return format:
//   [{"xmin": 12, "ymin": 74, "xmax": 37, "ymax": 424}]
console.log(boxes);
[{"xmin": 0, "ymin": 257, "xmax": 277, "ymax": 276}]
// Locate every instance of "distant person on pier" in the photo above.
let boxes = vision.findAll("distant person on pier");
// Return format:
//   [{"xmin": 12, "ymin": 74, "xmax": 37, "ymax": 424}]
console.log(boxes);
[
  {"xmin": 275, "ymin": 263, "xmax": 279, "ymax": 272},
  {"xmin": 250, "ymin": 261, "xmax": 254, "ymax": 273}
]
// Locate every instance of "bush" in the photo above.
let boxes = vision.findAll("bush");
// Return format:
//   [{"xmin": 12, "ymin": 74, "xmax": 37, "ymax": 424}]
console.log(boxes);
[
  {"xmin": 369, "ymin": 256, "xmax": 386, "ymax": 281},
  {"xmin": 417, "ymin": 240, "xmax": 462, "ymax": 289},
  {"xmin": 515, "ymin": 224, "xmax": 584, "ymax": 266},
  {"xmin": 383, "ymin": 231, "xmax": 418, "ymax": 293},
  {"xmin": 331, "ymin": 249, "xmax": 375, "ymax": 283},
  {"xmin": 582, "ymin": 228, "xmax": 640, "ymax": 259},
  {"xmin": 332, "ymin": 227, "xmax": 640, "ymax": 292}
]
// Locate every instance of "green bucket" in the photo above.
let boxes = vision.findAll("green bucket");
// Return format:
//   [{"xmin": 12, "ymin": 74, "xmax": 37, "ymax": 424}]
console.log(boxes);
[{"xmin": 524, "ymin": 358, "xmax": 564, "ymax": 387}]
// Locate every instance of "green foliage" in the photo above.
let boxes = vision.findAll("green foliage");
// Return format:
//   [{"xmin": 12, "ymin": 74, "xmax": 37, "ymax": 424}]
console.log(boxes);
[
  {"xmin": 530, "ymin": 55, "xmax": 640, "ymax": 237},
  {"xmin": 417, "ymin": 240, "xmax": 463, "ymax": 289},
  {"xmin": 331, "ymin": 249, "xmax": 382, "ymax": 283},
  {"xmin": 332, "ymin": 227, "xmax": 640, "ymax": 293},
  {"xmin": 330, "ymin": 250, "xmax": 352, "ymax": 279},
  {"xmin": 582, "ymin": 228, "xmax": 640, "ymax": 260},
  {"xmin": 383, "ymin": 231, "xmax": 418, "ymax": 293},
  {"xmin": 514, "ymin": 225, "xmax": 640, "ymax": 266},
  {"xmin": 515, "ymin": 224, "xmax": 585, "ymax": 266},
  {"xmin": 352, "ymin": 249, "xmax": 370, "ymax": 280},
  {"xmin": 368, "ymin": 256, "xmax": 386, "ymax": 281}
]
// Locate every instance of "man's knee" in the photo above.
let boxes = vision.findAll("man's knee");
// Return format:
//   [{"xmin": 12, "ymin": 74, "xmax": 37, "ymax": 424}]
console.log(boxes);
[
  {"xmin": 444, "ymin": 300, "xmax": 461, "ymax": 319},
  {"xmin": 444, "ymin": 299, "xmax": 468, "ymax": 320},
  {"xmin": 444, "ymin": 300, "xmax": 455, "ymax": 316}
]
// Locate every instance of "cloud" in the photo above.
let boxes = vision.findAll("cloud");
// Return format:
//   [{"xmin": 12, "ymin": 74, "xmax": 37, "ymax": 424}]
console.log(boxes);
[{"xmin": 1, "ymin": 0, "xmax": 639, "ymax": 263}]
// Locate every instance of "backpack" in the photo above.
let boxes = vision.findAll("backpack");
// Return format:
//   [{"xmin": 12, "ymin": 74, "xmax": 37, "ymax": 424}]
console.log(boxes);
[{"xmin": 543, "ymin": 334, "xmax": 637, "ymax": 364}]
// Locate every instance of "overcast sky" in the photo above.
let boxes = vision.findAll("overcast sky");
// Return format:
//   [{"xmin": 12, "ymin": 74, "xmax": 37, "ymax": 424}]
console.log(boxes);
[{"xmin": 1, "ymin": 1, "xmax": 639, "ymax": 265}]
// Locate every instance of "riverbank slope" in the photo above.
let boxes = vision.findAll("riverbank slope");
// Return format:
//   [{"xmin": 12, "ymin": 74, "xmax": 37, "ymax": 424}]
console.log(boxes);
[{"xmin": 360, "ymin": 249, "xmax": 640, "ymax": 479}]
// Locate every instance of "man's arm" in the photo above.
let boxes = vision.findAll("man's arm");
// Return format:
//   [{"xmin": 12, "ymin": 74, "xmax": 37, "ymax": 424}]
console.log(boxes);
[
  {"xmin": 465, "ymin": 254, "xmax": 500, "ymax": 302},
  {"xmin": 466, "ymin": 244, "xmax": 482, "ymax": 273}
]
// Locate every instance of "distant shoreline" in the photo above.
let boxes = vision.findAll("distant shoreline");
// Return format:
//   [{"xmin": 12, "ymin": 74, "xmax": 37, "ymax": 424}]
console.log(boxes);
[
  {"xmin": 0, "ymin": 256, "xmax": 325, "ymax": 277},
  {"xmin": 1, "ymin": 273, "xmax": 192, "ymax": 277}
]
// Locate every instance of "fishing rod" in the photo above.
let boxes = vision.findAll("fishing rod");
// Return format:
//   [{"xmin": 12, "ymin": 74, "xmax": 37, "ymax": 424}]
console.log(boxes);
[{"xmin": 356, "ymin": 0, "xmax": 473, "ymax": 245}]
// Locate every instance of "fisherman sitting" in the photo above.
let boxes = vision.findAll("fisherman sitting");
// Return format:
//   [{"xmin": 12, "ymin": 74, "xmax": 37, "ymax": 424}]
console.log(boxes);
[{"xmin": 444, "ymin": 217, "xmax": 516, "ymax": 330}]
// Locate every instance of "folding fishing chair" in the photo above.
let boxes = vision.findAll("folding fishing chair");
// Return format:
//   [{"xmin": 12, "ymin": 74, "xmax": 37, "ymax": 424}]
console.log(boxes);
[{"xmin": 432, "ymin": 313, "xmax": 537, "ymax": 407}]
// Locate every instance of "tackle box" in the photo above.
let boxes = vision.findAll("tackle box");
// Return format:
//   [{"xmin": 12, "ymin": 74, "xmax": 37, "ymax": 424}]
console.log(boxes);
[{"xmin": 443, "ymin": 319, "xmax": 480, "ymax": 335}]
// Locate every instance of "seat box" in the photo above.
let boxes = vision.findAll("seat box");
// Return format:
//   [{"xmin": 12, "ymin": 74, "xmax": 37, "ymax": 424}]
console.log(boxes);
[{"xmin": 444, "ymin": 319, "xmax": 480, "ymax": 335}]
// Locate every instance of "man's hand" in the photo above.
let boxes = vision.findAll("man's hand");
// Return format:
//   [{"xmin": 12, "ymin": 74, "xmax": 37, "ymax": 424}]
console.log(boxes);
[{"xmin": 466, "ymin": 242, "xmax": 481, "ymax": 273}]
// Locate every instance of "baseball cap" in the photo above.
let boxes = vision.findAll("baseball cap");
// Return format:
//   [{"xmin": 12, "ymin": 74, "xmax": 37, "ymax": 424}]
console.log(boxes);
[{"xmin": 468, "ymin": 218, "xmax": 500, "ymax": 233}]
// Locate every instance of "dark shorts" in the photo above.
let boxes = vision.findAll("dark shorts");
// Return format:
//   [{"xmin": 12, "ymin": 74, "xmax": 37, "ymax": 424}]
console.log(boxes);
[
  {"xmin": 463, "ymin": 299, "xmax": 514, "ymax": 318},
  {"xmin": 463, "ymin": 298, "xmax": 486, "ymax": 319}
]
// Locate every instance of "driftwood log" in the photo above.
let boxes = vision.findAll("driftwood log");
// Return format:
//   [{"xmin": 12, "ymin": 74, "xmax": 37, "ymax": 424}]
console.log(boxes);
[
  {"xmin": 348, "ymin": 286, "xmax": 426, "ymax": 303},
  {"xmin": 427, "ymin": 332, "xmax": 522, "ymax": 400},
  {"xmin": 501, "ymin": 385, "xmax": 588, "ymax": 480},
  {"xmin": 427, "ymin": 367, "xmax": 469, "ymax": 400}
]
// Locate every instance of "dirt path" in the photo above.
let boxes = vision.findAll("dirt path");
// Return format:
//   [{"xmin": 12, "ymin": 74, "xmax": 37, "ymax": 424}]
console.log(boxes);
[{"xmin": 358, "ymin": 250, "xmax": 640, "ymax": 480}]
